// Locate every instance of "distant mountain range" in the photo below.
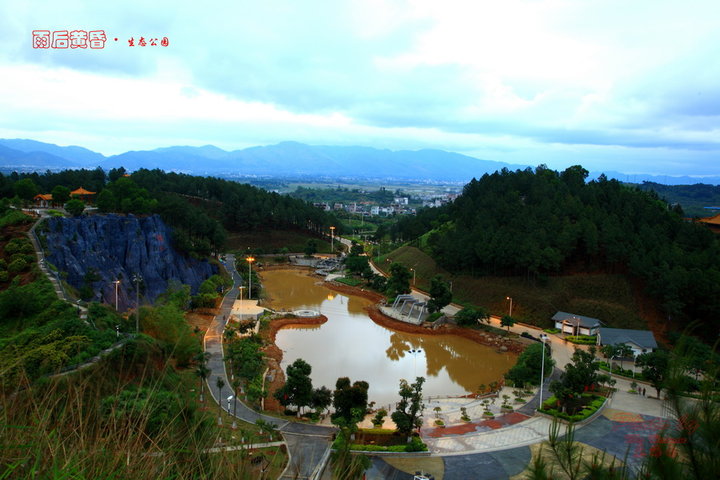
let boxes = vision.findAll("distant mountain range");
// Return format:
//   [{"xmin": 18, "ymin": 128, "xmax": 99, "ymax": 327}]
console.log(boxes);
[{"xmin": 1, "ymin": 138, "xmax": 719, "ymax": 185}]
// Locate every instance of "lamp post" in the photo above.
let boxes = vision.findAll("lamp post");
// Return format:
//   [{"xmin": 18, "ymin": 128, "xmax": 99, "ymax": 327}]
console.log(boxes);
[
  {"xmin": 539, "ymin": 333, "xmax": 548, "ymax": 409},
  {"xmin": 246, "ymin": 256, "xmax": 255, "ymax": 299},
  {"xmin": 330, "ymin": 225, "xmax": 336, "ymax": 254},
  {"xmin": 113, "ymin": 279, "xmax": 120, "ymax": 311},
  {"xmin": 410, "ymin": 268, "xmax": 416, "ymax": 286},
  {"xmin": 132, "ymin": 274, "xmax": 142, "ymax": 333},
  {"xmin": 506, "ymin": 296, "xmax": 513, "ymax": 317}
]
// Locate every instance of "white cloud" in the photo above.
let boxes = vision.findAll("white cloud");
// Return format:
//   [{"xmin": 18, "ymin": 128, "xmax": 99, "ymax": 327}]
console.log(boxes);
[{"xmin": 1, "ymin": 0, "xmax": 720, "ymax": 175}]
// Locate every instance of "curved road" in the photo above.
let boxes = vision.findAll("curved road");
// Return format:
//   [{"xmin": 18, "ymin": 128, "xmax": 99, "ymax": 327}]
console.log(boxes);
[
  {"xmin": 206, "ymin": 249, "xmax": 667, "ymax": 479},
  {"xmin": 204, "ymin": 253, "xmax": 335, "ymax": 480}
]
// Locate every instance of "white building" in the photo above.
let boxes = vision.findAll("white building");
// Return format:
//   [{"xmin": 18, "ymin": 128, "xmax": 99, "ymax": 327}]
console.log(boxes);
[{"xmin": 596, "ymin": 328, "xmax": 658, "ymax": 356}]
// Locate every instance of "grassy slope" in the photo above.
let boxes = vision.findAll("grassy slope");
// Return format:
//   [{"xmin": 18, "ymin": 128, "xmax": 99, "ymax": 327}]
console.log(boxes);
[{"xmin": 379, "ymin": 245, "xmax": 648, "ymax": 330}]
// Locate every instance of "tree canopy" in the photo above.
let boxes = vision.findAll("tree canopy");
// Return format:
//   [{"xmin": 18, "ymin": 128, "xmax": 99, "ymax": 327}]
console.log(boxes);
[{"xmin": 392, "ymin": 165, "xmax": 720, "ymax": 336}]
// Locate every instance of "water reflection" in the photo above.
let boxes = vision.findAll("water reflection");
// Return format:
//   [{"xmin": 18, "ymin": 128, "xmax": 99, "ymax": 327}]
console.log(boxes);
[{"xmin": 263, "ymin": 269, "xmax": 517, "ymax": 406}]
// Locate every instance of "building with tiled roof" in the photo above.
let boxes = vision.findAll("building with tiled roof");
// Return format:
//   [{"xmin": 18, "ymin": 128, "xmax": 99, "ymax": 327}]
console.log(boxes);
[
  {"xmin": 552, "ymin": 311, "xmax": 603, "ymax": 336},
  {"xmin": 597, "ymin": 327, "xmax": 658, "ymax": 356},
  {"xmin": 697, "ymin": 213, "xmax": 720, "ymax": 233}
]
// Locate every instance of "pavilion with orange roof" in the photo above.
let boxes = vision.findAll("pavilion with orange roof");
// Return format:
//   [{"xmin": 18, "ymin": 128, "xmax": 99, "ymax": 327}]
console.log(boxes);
[
  {"xmin": 697, "ymin": 212, "xmax": 720, "ymax": 233},
  {"xmin": 70, "ymin": 187, "xmax": 96, "ymax": 204}
]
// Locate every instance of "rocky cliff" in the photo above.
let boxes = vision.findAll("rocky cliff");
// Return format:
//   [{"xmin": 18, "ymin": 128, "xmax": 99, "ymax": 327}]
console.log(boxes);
[{"xmin": 43, "ymin": 214, "xmax": 216, "ymax": 310}]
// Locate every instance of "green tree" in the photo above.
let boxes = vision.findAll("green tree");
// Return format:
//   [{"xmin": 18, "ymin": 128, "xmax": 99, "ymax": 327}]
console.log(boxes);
[
  {"xmin": 96, "ymin": 189, "xmax": 116, "ymax": 213},
  {"xmin": 349, "ymin": 242, "xmax": 363, "ymax": 256},
  {"xmin": 14, "ymin": 178, "xmax": 38, "ymax": 202},
  {"xmin": 312, "ymin": 385, "xmax": 333, "ymax": 415},
  {"xmin": 50, "ymin": 185, "xmax": 71, "ymax": 205},
  {"xmin": 194, "ymin": 352, "xmax": 211, "ymax": 403},
  {"xmin": 372, "ymin": 408, "xmax": 388, "ymax": 428},
  {"xmin": 636, "ymin": 350, "xmax": 670, "ymax": 398},
  {"xmin": 108, "ymin": 166, "xmax": 127, "ymax": 182},
  {"xmin": 331, "ymin": 377, "xmax": 369, "ymax": 426},
  {"xmin": 386, "ymin": 262, "xmax": 411, "ymax": 298},
  {"xmin": 391, "ymin": 376, "xmax": 425, "ymax": 437},
  {"xmin": 500, "ymin": 315, "xmax": 516, "ymax": 332},
  {"xmin": 427, "ymin": 275, "xmax": 452, "ymax": 313},
  {"xmin": 304, "ymin": 239, "xmax": 318, "ymax": 256},
  {"xmin": 454, "ymin": 306, "xmax": 490, "ymax": 327},
  {"xmin": 274, "ymin": 358, "xmax": 314, "ymax": 416},
  {"xmin": 504, "ymin": 342, "xmax": 554, "ymax": 388},
  {"xmin": 216, "ymin": 377, "xmax": 225, "ymax": 425},
  {"xmin": 64, "ymin": 198, "xmax": 85, "ymax": 216},
  {"xmin": 345, "ymin": 255, "xmax": 370, "ymax": 275},
  {"xmin": 549, "ymin": 347, "xmax": 600, "ymax": 413}
]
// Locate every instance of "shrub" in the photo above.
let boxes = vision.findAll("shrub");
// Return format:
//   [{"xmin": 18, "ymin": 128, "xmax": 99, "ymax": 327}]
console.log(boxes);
[
  {"xmin": 0, "ymin": 210, "xmax": 32, "ymax": 228},
  {"xmin": 7, "ymin": 258, "xmax": 28, "ymax": 273},
  {"xmin": 4, "ymin": 238, "xmax": 34, "ymax": 255},
  {"xmin": 544, "ymin": 328, "xmax": 561, "ymax": 334},
  {"xmin": 540, "ymin": 395, "xmax": 606, "ymax": 422},
  {"xmin": 566, "ymin": 335, "xmax": 598, "ymax": 345},
  {"xmin": 426, "ymin": 312, "xmax": 443, "ymax": 322}
]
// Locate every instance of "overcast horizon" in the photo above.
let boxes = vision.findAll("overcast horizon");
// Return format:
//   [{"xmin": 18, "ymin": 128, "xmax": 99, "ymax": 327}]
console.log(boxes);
[{"xmin": 2, "ymin": 1, "xmax": 719, "ymax": 176}]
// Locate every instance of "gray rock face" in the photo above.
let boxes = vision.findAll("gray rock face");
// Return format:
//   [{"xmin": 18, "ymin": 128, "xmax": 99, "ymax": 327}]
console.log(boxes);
[{"xmin": 44, "ymin": 214, "xmax": 216, "ymax": 310}]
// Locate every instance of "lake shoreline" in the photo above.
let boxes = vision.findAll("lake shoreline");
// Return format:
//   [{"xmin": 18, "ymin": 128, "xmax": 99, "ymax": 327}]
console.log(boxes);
[{"xmin": 259, "ymin": 266, "xmax": 522, "ymax": 413}]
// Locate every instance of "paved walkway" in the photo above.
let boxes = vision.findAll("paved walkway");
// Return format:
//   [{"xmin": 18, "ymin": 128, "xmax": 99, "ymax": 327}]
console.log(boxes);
[
  {"xmin": 28, "ymin": 215, "xmax": 88, "ymax": 321},
  {"xmin": 203, "ymin": 253, "xmax": 335, "ymax": 480}
]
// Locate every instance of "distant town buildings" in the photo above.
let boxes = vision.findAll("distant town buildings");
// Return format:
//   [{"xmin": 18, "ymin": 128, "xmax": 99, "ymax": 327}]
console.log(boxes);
[{"xmin": 313, "ymin": 192, "xmax": 457, "ymax": 217}]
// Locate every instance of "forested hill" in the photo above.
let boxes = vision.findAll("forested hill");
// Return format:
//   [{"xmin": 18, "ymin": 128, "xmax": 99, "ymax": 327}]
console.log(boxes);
[
  {"xmin": 394, "ymin": 166, "xmax": 720, "ymax": 335},
  {"xmin": 0, "ymin": 168, "xmax": 340, "ymax": 256},
  {"xmin": 635, "ymin": 181, "xmax": 720, "ymax": 217}
]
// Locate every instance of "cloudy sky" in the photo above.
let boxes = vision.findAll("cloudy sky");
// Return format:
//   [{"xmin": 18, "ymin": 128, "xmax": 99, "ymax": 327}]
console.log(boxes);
[{"xmin": 1, "ymin": 0, "xmax": 719, "ymax": 175}]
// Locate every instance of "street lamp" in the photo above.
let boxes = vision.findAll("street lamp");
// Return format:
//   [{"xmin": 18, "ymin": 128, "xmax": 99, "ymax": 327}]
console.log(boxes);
[
  {"xmin": 132, "ymin": 273, "xmax": 142, "ymax": 333},
  {"xmin": 113, "ymin": 279, "xmax": 120, "ymax": 311},
  {"xmin": 506, "ymin": 296, "xmax": 513, "ymax": 317},
  {"xmin": 246, "ymin": 256, "xmax": 255, "ymax": 299},
  {"xmin": 539, "ymin": 333, "xmax": 548, "ymax": 409},
  {"xmin": 410, "ymin": 268, "xmax": 416, "ymax": 286},
  {"xmin": 330, "ymin": 225, "xmax": 336, "ymax": 253}
]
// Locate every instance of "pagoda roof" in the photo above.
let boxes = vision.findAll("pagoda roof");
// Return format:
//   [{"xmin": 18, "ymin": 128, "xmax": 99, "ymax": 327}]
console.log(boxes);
[
  {"xmin": 71, "ymin": 187, "xmax": 96, "ymax": 195},
  {"xmin": 698, "ymin": 213, "xmax": 720, "ymax": 226}
]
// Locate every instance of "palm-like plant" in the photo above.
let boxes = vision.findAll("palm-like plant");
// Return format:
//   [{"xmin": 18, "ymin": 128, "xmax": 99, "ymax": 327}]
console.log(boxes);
[
  {"xmin": 216, "ymin": 377, "xmax": 225, "ymax": 425},
  {"xmin": 194, "ymin": 352, "xmax": 211, "ymax": 402},
  {"xmin": 231, "ymin": 378, "xmax": 241, "ymax": 429}
]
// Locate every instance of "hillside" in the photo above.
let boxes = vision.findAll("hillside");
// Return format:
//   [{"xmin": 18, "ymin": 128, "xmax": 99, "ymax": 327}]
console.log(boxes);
[
  {"xmin": 392, "ymin": 166, "xmax": 720, "ymax": 337},
  {"xmin": 379, "ymin": 245, "xmax": 657, "ymax": 333},
  {"xmin": 636, "ymin": 181, "xmax": 720, "ymax": 217}
]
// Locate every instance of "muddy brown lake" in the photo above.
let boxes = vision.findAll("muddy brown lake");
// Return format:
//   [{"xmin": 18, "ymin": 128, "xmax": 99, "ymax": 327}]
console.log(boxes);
[{"xmin": 262, "ymin": 269, "xmax": 517, "ymax": 406}]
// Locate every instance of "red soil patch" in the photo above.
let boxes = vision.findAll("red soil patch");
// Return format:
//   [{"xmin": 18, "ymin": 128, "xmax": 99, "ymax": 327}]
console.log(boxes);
[{"xmin": 261, "ymin": 314, "xmax": 328, "ymax": 412}]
